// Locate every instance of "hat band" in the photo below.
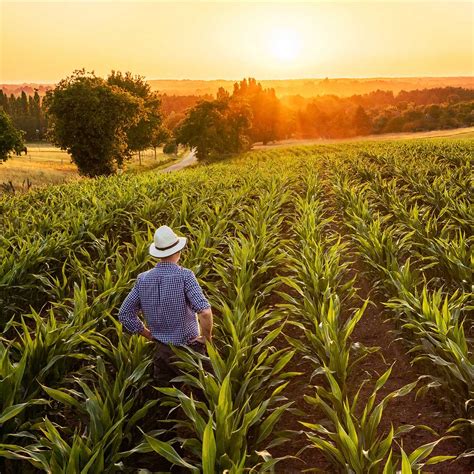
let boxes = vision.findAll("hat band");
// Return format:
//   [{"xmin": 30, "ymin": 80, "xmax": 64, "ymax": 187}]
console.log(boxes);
[{"xmin": 155, "ymin": 239, "xmax": 179, "ymax": 251}]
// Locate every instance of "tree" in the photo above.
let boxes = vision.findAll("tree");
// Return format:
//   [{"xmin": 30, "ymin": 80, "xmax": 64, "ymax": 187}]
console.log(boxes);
[
  {"xmin": 107, "ymin": 71, "xmax": 163, "ymax": 162},
  {"xmin": 232, "ymin": 78, "xmax": 283, "ymax": 144},
  {"xmin": 352, "ymin": 105, "xmax": 372, "ymax": 136},
  {"xmin": 216, "ymin": 87, "xmax": 230, "ymax": 100},
  {"xmin": 163, "ymin": 140, "xmax": 178, "ymax": 154},
  {"xmin": 176, "ymin": 97, "xmax": 251, "ymax": 161},
  {"xmin": 151, "ymin": 126, "xmax": 171, "ymax": 159},
  {"xmin": 44, "ymin": 69, "xmax": 144, "ymax": 176},
  {"xmin": 0, "ymin": 109, "xmax": 25, "ymax": 162}
]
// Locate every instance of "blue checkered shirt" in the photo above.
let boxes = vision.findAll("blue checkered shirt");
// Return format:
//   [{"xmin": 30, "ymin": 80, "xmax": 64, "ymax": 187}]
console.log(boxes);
[{"xmin": 118, "ymin": 262, "xmax": 210, "ymax": 345}]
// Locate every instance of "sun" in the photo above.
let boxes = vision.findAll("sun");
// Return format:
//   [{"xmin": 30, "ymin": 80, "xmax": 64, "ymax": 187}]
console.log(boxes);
[{"xmin": 269, "ymin": 28, "xmax": 302, "ymax": 62}]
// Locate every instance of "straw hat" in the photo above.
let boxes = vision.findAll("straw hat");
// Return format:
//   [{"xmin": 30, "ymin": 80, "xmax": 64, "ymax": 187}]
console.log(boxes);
[{"xmin": 149, "ymin": 225, "xmax": 187, "ymax": 258}]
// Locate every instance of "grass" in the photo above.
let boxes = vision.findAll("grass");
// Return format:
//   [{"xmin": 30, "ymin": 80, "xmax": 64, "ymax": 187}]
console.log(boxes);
[
  {"xmin": 0, "ymin": 143, "xmax": 182, "ymax": 192},
  {"xmin": 446, "ymin": 129, "xmax": 474, "ymax": 139}
]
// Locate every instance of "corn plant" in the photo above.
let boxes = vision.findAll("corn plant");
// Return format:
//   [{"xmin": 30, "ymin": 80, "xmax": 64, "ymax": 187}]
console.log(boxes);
[
  {"xmin": 302, "ymin": 367, "xmax": 451, "ymax": 473},
  {"xmin": 386, "ymin": 287, "xmax": 473, "ymax": 427},
  {"xmin": 2, "ymin": 351, "xmax": 156, "ymax": 472},
  {"xmin": 0, "ymin": 343, "xmax": 48, "ymax": 445},
  {"xmin": 146, "ymin": 370, "xmax": 292, "ymax": 473}
]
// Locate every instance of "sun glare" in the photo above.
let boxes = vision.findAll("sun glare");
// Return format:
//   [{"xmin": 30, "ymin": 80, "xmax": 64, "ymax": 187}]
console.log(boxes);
[{"xmin": 270, "ymin": 28, "xmax": 301, "ymax": 62}]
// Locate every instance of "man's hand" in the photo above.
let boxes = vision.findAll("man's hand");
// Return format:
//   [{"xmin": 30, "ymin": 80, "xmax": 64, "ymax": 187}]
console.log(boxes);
[
  {"xmin": 197, "ymin": 307, "xmax": 213, "ymax": 342},
  {"xmin": 190, "ymin": 335, "xmax": 211, "ymax": 345},
  {"xmin": 139, "ymin": 327, "xmax": 153, "ymax": 340}
]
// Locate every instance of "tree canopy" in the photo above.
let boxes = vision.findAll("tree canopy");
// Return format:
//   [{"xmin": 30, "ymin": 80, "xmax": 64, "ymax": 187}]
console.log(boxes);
[
  {"xmin": 107, "ymin": 71, "xmax": 165, "ymax": 154},
  {"xmin": 176, "ymin": 97, "xmax": 251, "ymax": 161}
]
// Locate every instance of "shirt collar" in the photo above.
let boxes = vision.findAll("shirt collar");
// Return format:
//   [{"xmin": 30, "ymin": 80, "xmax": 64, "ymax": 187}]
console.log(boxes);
[{"xmin": 155, "ymin": 261, "xmax": 179, "ymax": 268}]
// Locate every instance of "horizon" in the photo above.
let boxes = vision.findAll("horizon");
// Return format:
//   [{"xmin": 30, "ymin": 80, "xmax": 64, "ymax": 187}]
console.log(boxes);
[
  {"xmin": 2, "ymin": 74, "xmax": 474, "ymax": 87},
  {"xmin": 1, "ymin": 1, "xmax": 473, "ymax": 83}
]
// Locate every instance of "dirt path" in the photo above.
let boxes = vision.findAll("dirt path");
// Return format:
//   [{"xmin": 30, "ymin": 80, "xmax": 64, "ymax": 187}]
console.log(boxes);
[
  {"xmin": 252, "ymin": 126, "xmax": 474, "ymax": 149},
  {"xmin": 162, "ymin": 148, "xmax": 197, "ymax": 173}
]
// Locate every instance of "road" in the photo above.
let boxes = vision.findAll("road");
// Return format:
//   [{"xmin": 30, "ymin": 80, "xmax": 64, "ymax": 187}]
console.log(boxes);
[{"xmin": 162, "ymin": 149, "xmax": 197, "ymax": 173}]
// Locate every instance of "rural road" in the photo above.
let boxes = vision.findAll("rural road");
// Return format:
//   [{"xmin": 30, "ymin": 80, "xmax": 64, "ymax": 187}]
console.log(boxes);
[{"xmin": 162, "ymin": 148, "xmax": 197, "ymax": 173}]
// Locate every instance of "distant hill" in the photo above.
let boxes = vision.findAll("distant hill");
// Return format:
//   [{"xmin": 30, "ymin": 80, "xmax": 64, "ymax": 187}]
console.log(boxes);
[
  {"xmin": 147, "ymin": 77, "xmax": 474, "ymax": 98},
  {"xmin": 2, "ymin": 77, "xmax": 473, "ymax": 99}
]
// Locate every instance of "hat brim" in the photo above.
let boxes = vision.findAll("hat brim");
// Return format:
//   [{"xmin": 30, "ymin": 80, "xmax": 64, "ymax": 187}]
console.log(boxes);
[{"xmin": 149, "ymin": 236, "xmax": 187, "ymax": 258}]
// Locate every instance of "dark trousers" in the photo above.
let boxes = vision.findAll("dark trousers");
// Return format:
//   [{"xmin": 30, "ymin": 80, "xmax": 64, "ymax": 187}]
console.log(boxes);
[{"xmin": 153, "ymin": 340, "xmax": 209, "ymax": 386}]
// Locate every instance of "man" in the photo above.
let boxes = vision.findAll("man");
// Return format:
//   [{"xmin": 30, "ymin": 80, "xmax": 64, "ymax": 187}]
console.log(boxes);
[{"xmin": 118, "ymin": 225, "xmax": 213, "ymax": 385}]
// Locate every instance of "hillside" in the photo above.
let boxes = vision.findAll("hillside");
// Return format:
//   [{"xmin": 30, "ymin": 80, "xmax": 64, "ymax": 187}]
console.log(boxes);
[{"xmin": 2, "ymin": 76, "xmax": 473, "ymax": 98}]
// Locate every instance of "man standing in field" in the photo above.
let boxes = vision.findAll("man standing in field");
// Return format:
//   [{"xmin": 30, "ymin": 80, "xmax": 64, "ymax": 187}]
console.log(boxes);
[{"xmin": 118, "ymin": 225, "xmax": 213, "ymax": 385}]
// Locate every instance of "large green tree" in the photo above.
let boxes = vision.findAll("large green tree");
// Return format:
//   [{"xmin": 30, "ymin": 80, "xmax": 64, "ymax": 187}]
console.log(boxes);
[
  {"xmin": 0, "ymin": 109, "xmax": 25, "ymax": 163},
  {"xmin": 176, "ymin": 97, "xmax": 251, "ymax": 161},
  {"xmin": 43, "ymin": 69, "xmax": 144, "ymax": 176}
]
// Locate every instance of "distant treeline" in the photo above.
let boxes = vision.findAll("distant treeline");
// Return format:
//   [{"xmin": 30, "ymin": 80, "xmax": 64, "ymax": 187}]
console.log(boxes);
[
  {"xmin": 164, "ymin": 84, "xmax": 474, "ymax": 143},
  {"xmin": 287, "ymin": 87, "xmax": 474, "ymax": 138},
  {"xmin": 0, "ymin": 90, "xmax": 48, "ymax": 141},
  {"xmin": 1, "ymin": 83, "xmax": 473, "ymax": 144}
]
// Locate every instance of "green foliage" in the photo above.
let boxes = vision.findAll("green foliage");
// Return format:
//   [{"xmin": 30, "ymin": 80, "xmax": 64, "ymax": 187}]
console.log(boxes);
[
  {"xmin": 0, "ymin": 109, "xmax": 25, "ymax": 162},
  {"xmin": 333, "ymin": 145, "xmax": 473, "ymax": 444},
  {"xmin": 176, "ymin": 96, "xmax": 251, "ymax": 161},
  {"xmin": 107, "ymin": 70, "xmax": 163, "ymax": 155},
  {"xmin": 303, "ymin": 369, "xmax": 453, "ymax": 473},
  {"xmin": 162, "ymin": 140, "xmax": 178, "ymax": 154}
]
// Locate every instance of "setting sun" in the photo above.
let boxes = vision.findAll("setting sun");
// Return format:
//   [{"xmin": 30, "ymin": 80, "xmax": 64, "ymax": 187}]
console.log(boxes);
[{"xmin": 270, "ymin": 28, "xmax": 302, "ymax": 62}]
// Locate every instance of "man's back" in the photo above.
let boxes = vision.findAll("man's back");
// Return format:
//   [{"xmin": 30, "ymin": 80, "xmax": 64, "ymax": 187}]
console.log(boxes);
[{"xmin": 119, "ymin": 261, "xmax": 210, "ymax": 345}]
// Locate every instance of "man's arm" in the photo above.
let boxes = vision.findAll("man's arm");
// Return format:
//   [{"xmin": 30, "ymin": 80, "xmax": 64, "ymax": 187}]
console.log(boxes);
[
  {"xmin": 118, "ymin": 278, "xmax": 153, "ymax": 340},
  {"xmin": 185, "ymin": 270, "xmax": 213, "ymax": 342},
  {"xmin": 197, "ymin": 307, "xmax": 213, "ymax": 342}
]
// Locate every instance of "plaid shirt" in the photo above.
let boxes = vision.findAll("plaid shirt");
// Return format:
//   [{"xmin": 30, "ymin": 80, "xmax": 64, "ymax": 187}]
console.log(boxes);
[{"xmin": 118, "ymin": 262, "xmax": 210, "ymax": 345}]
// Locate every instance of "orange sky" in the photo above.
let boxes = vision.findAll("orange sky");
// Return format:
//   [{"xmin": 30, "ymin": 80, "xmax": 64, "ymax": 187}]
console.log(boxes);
[{"xmin": 1, "ymin": 1, "xmax": 473, "ymax": 83}]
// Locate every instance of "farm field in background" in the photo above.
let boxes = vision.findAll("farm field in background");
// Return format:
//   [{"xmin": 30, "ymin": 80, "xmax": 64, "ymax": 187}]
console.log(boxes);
[
  {"xmin": 0, "ymin": 144, "xmax": 181, "ymax": 192},
  {"xmin": 1, "ymin": 127, "xmax": 472, "ymax": 193},
  {"xmin": 0, "ymin": 138, "xmax": 472, "ymax": 473}
]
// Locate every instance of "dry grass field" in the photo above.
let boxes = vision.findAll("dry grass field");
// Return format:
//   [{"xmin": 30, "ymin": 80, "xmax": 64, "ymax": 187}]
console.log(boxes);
[{"xmin": 0, "ymin": 143, "xmax": 181, "ymax": 192}]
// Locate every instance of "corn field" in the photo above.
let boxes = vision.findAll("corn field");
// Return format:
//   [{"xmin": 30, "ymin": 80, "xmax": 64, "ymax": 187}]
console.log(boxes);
[{"xmin": 0, "ymin": 138, "xmax": 472, "ymax": 473}]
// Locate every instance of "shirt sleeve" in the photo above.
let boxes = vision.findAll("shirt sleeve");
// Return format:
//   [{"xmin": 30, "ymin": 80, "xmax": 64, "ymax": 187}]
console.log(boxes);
[
  {"xmin": 118, "ymin": 276, "xmax": 145, "ymax": 334},
  {"xmin": 184, "ymin": 270, "xmax": 211, "ymax": 313}
]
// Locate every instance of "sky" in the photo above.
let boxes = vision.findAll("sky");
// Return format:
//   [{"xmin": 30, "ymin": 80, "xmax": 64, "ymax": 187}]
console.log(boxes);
[{"xmin": 1, "ymin": 1, "xmax": 473, "ymax": 83}]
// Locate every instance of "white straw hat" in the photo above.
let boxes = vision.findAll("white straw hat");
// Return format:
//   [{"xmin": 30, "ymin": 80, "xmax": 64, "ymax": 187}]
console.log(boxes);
[{"xmin": 149, "ymin": 225, "xmax": 187, "ymax": 258}]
